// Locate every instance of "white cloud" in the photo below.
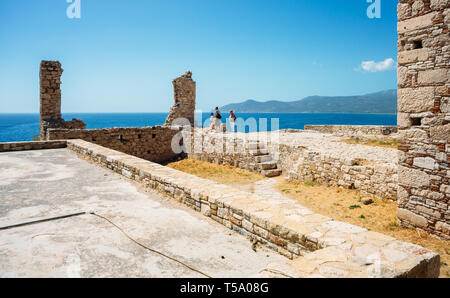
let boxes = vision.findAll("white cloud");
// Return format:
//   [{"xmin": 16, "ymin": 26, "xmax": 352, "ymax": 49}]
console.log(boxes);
[{"xmin": 358, "ymin": 58, "xmax": 396, "ymax": 72}]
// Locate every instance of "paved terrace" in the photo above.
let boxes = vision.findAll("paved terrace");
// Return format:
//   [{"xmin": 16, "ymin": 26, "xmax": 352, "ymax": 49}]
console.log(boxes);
[
  {"xmin": 0, "ymin": 149, "xmax": 288, "ymax": 278},
  {"xmin": 240, "ymin": 130, "xmax": 398, "ymax": 163}
]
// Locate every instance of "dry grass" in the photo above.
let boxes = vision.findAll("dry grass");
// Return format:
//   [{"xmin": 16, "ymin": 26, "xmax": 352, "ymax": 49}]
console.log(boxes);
[
  {"xmin": 341, "ymin": 137, "xmax": 398, "ymax": 149},
  {"xmin": 276, "ymin": 178, "xmax": 449, "ymax": 278},
  {"xmin": 167, "ymin": 158, "xmax": 265, "ymax": 185}
]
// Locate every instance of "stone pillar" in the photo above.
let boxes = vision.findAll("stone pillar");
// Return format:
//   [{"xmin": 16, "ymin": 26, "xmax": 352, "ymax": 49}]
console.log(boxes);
[
  {"xmin": 39, "ymin": 60, "xmax": 86, "ymax": 140},
  {"xmin": 164, "ymin": 71, "xmax": 196, "ymax": 127},
  {"xmin": 40, "ymin": 61, "xmax": 63, "ymax": 139},
  {"xmin": 397, "ymin": 0, "xmax": 449, "ymax": 239}
]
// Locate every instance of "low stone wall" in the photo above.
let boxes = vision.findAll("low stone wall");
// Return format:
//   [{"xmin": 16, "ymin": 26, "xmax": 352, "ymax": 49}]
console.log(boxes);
[
  {"xmin": 46, "ymin": 126, "xmax": 181, "ymax": 164},
  {"xmin": 186, "ymin": 130, "xmax": 281, "ymax": 177},
  {"xmin": 304, "ymin": 125, "xmax": 398, "ymax": 137},
  {"xmin": 278, "ymin": 144, "xmax": 398, "ymax": 201},
  {"xmin": 0, "ymin": 140, "xmax": 67, "ymax": 152},
  {"xmin": 184, "ymin": 129, "xmax": 397, "ymax": 200},
  {"xmin": 66, "ymin": 139, "xmax": 440, "ymax": 278}
]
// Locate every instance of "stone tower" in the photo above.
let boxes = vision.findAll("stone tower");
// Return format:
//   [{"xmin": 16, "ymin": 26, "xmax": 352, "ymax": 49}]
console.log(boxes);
[
  {"xmin": 164, "ymin": 71, "xmax": 196, "ymax": 127},
  {"xmin": 39, "ymin": 61, "xmax": 63, "ymax": 139},
  {"xmin": 39, "ymin": 60, "xmax": 85, "ymax": 140},
  {"xmin": 397, "ymin": 0, "xmax": 449, "ymax": 239}
]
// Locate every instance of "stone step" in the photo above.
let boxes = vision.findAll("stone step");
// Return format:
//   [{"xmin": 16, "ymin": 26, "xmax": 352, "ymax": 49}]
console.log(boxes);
[
  {"xmin": 255, "ymin": 155, "xmax": 272, "ymax": 163},
  {"xmin": 249, "ymin": 148, "xmax": 269, "ymax": 156},
  {"xmin": 258, "ymin": 161, "xmax": 277, "ymax": 170},
  {"xmin": 247, "ymin": 142, "xmax": 266, "ymax": 150},
  {"xmin": 261, "ymin": 169, "xmax": 282, "ymax": 177}
]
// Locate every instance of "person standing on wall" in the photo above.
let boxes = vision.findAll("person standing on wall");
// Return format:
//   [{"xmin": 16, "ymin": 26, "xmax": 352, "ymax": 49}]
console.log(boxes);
[
  {"xmin": 214, "ymin": 107, "xmax": 222, "ymax": 132},
  {"xmin": 209, "ymin": 113, "xmax": 215, "ymax": 130},
  {"xmin": 229, "ymin": 110, "xmax": 237, "ymax": 133}
]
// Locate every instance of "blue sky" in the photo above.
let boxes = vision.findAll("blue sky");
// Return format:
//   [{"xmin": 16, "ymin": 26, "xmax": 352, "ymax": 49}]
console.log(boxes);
[{"xmin": 0, "ymin": 0, "xmax": 398, "ymax": 113}]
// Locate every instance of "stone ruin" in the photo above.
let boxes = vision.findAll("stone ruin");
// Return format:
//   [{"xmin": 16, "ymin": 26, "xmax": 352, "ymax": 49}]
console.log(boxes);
[
  {"xmin": 39, "ymin": 62, "xmax": 190, "ymax": 164},
  {"xmin": 397, "ymin": 0, "xmax": 449, "ymax": 239},
  {"xmin": 35, "ymin": 1, "xmax": 449, "ymax": 240},
  {"xmin": 39, "ymin": 61, "xmax": 86, "ymax": 140},
  {"xmin": 164, "ymin": 71, "xmax": 196, "ymax": 127}
]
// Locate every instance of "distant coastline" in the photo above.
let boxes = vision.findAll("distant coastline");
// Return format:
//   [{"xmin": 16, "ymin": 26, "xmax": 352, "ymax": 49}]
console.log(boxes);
[{"xmin": 221, "ymin": 89, "xmax": 397, "ymax": 114}]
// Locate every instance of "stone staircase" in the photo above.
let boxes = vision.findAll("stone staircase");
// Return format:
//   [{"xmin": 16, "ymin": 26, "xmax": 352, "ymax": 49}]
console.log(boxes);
[{"xmin": 247, "ymin": 141, "xmax": 282, "ymax": 177}]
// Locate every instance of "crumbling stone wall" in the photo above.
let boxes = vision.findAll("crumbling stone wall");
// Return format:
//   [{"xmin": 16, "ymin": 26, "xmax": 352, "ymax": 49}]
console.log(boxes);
[
  {"xmin": 164, "ymin": 71, "xmax": 196, "ymax": 127},
  {"xmin": 397, "ymin": 0, "xmax": 449, "ymax": 239},
  {"xmin": 39, "ymin": 61, "xmax": 85, "ymax": 139},
  {"xmin": 279, "ymin": 144, "xmax": 398, "ymax": 201},
  {"xmin": 47, "ymin": 126, "xmax": 181, "ymax": 164},
  {"xmin": 66, "ymin": 139, "xmax": 440, "ymax": 278},
  {"xmin": 303, "ymin": 125, "xmax": 398, "ymax": 137},
  {"xmin": 186, "ymin": 129, "xmax": 397, "ymax": 199},
  {"xmin": 186, "ymin": 129, "xmax": 282, "ymax": 177},
  {"xmin": 0, "ymin": 140, "xmax": 67, "ymax": 152}
]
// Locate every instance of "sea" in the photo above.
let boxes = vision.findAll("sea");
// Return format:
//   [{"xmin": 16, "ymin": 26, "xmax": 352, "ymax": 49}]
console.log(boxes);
[{"xmin": 0, "ymin": 113, "xmax": 397, "ymax": 143}]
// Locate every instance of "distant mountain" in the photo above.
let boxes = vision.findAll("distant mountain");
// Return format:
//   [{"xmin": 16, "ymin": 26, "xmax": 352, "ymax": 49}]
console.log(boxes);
[{"xmin": 221, "ymin": 90, "xmax": 397, "ymax": 114}]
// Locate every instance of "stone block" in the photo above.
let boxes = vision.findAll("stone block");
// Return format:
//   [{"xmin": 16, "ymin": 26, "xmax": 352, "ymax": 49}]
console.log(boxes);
[
  {"xmin": 398, "ymin": 208, "xmax": 428, "ymax": 228},
  {"xmin": 398, "ymin": 48, "xmax": 429, "ymax": 64},
  {"xmin": 430, "ymin": 124, "xmax": 450, "ymax": 142},
  {"xmin": 416, "ymin": 205, "xmax": 441, "ymax": 218},
  {"xmin": 441, "ymin": 98, "xmax": 449, "ymax": 113},
  {"xmin": 398, "ymin": 87, "xmax": 435, "ymax": 113},
  {"xmin": 430, "ymin": 0, "xmax": 448, "ymax": 10},
  {"xmin": 242, "ymin": 219, "xmax": 253, "ymax": 232},
  {"xmin": 417, "ymin": 69, "xmax": 448, "ymax": 84},
  {"xmin": 398, "ymin": 12, "xmax": 437, "ymax": 34},
  {"xmin": 397, "ymin": 113, "xmax": 411, "ymax": 128},
  {"xmin": 397, "ymin": 3, "xmax": 411, "ymax": 21},
  {"xmin": 440, "ymin": 184, "xmax": 450, "ymax": 194},
  {"xmin": 398, "ymin": 166, "xmax": 431, "ymax": 187},
  {"xmin": 398, "ymin": 129, "xmax": 428, "ymax": 140},
  {"xmin": 254, "ymin": 225, "xmax": 269, "ymax": 238},
  {"xmin": 413, "ymin": 157, "xmax": 439, "ymax": 170},
  {"xmin": 412, "ymin": 0, "xmax": 425, "ymax": 15},
  {"xmin": 397, "ymin": 66, "xmax": 409, "ymax": 85},
  {"xmin": 435, "ymin": 221, "xmax": 450, "ymax": 234}
]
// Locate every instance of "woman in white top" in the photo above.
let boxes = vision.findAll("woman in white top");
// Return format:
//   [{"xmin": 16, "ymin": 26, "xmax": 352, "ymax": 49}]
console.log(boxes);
[
  {"xmin": 209, "ymin": 113, "xmax": 215, "ymax": 129},
  {"xmin": 214, "ymin": 107, "xmax": 222, "ymax": 132},
  {"xmin": 229, "ymin": 110, "xmax": 237, "ymax": 133}
]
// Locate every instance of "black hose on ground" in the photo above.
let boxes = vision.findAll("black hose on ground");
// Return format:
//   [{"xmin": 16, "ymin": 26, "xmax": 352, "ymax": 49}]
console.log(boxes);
[
  {"xmin": 0, "ymin": 210, "xmax": 212, "ymax": 278},
  {"xmin": 0, "ymin": 212, "xmax": 86, "ymax": 231}
]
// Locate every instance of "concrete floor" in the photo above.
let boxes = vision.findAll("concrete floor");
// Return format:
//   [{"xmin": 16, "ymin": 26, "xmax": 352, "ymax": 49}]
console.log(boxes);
[{"xmin": 0, "ymin": 149, "xmax": 288, "ymax": 278}]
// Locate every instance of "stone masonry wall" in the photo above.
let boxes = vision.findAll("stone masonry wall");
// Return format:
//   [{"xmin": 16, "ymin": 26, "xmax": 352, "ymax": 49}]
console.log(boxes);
[
  {"xmin": 65, "ymin": 139, "xmax": 440, "ymax": 278},
  {"xmin": 186, "ymin": 129, "xmax": 282, "ymax": 177},
  {"xmin": 0, "ymin": 140, "xmax": 67, "ymax": 152},
  {"xmin": 39, "ymin": 61, "xmax": 85, "ymax": 139},
  {"xmin": 164, "ymin": 71, "xmax": 196, "ymax": 127},
  {"xmin": 304, "ymin": 125, "xmax": 398, "ymax": 137},
  {"xmin": 47, "ymin": 126, "xmax": 181, "ymax": 164},
  {"xmin": 279, "ymin": 144, "xmax": 398, "ymax": 201},
  {"xmin": 186, "ymin": 129, "xmax": 397, "ymax": 200},
  {"xmin": 397, "ymin": 0, "xmax": 449, "ymax": 239}
]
